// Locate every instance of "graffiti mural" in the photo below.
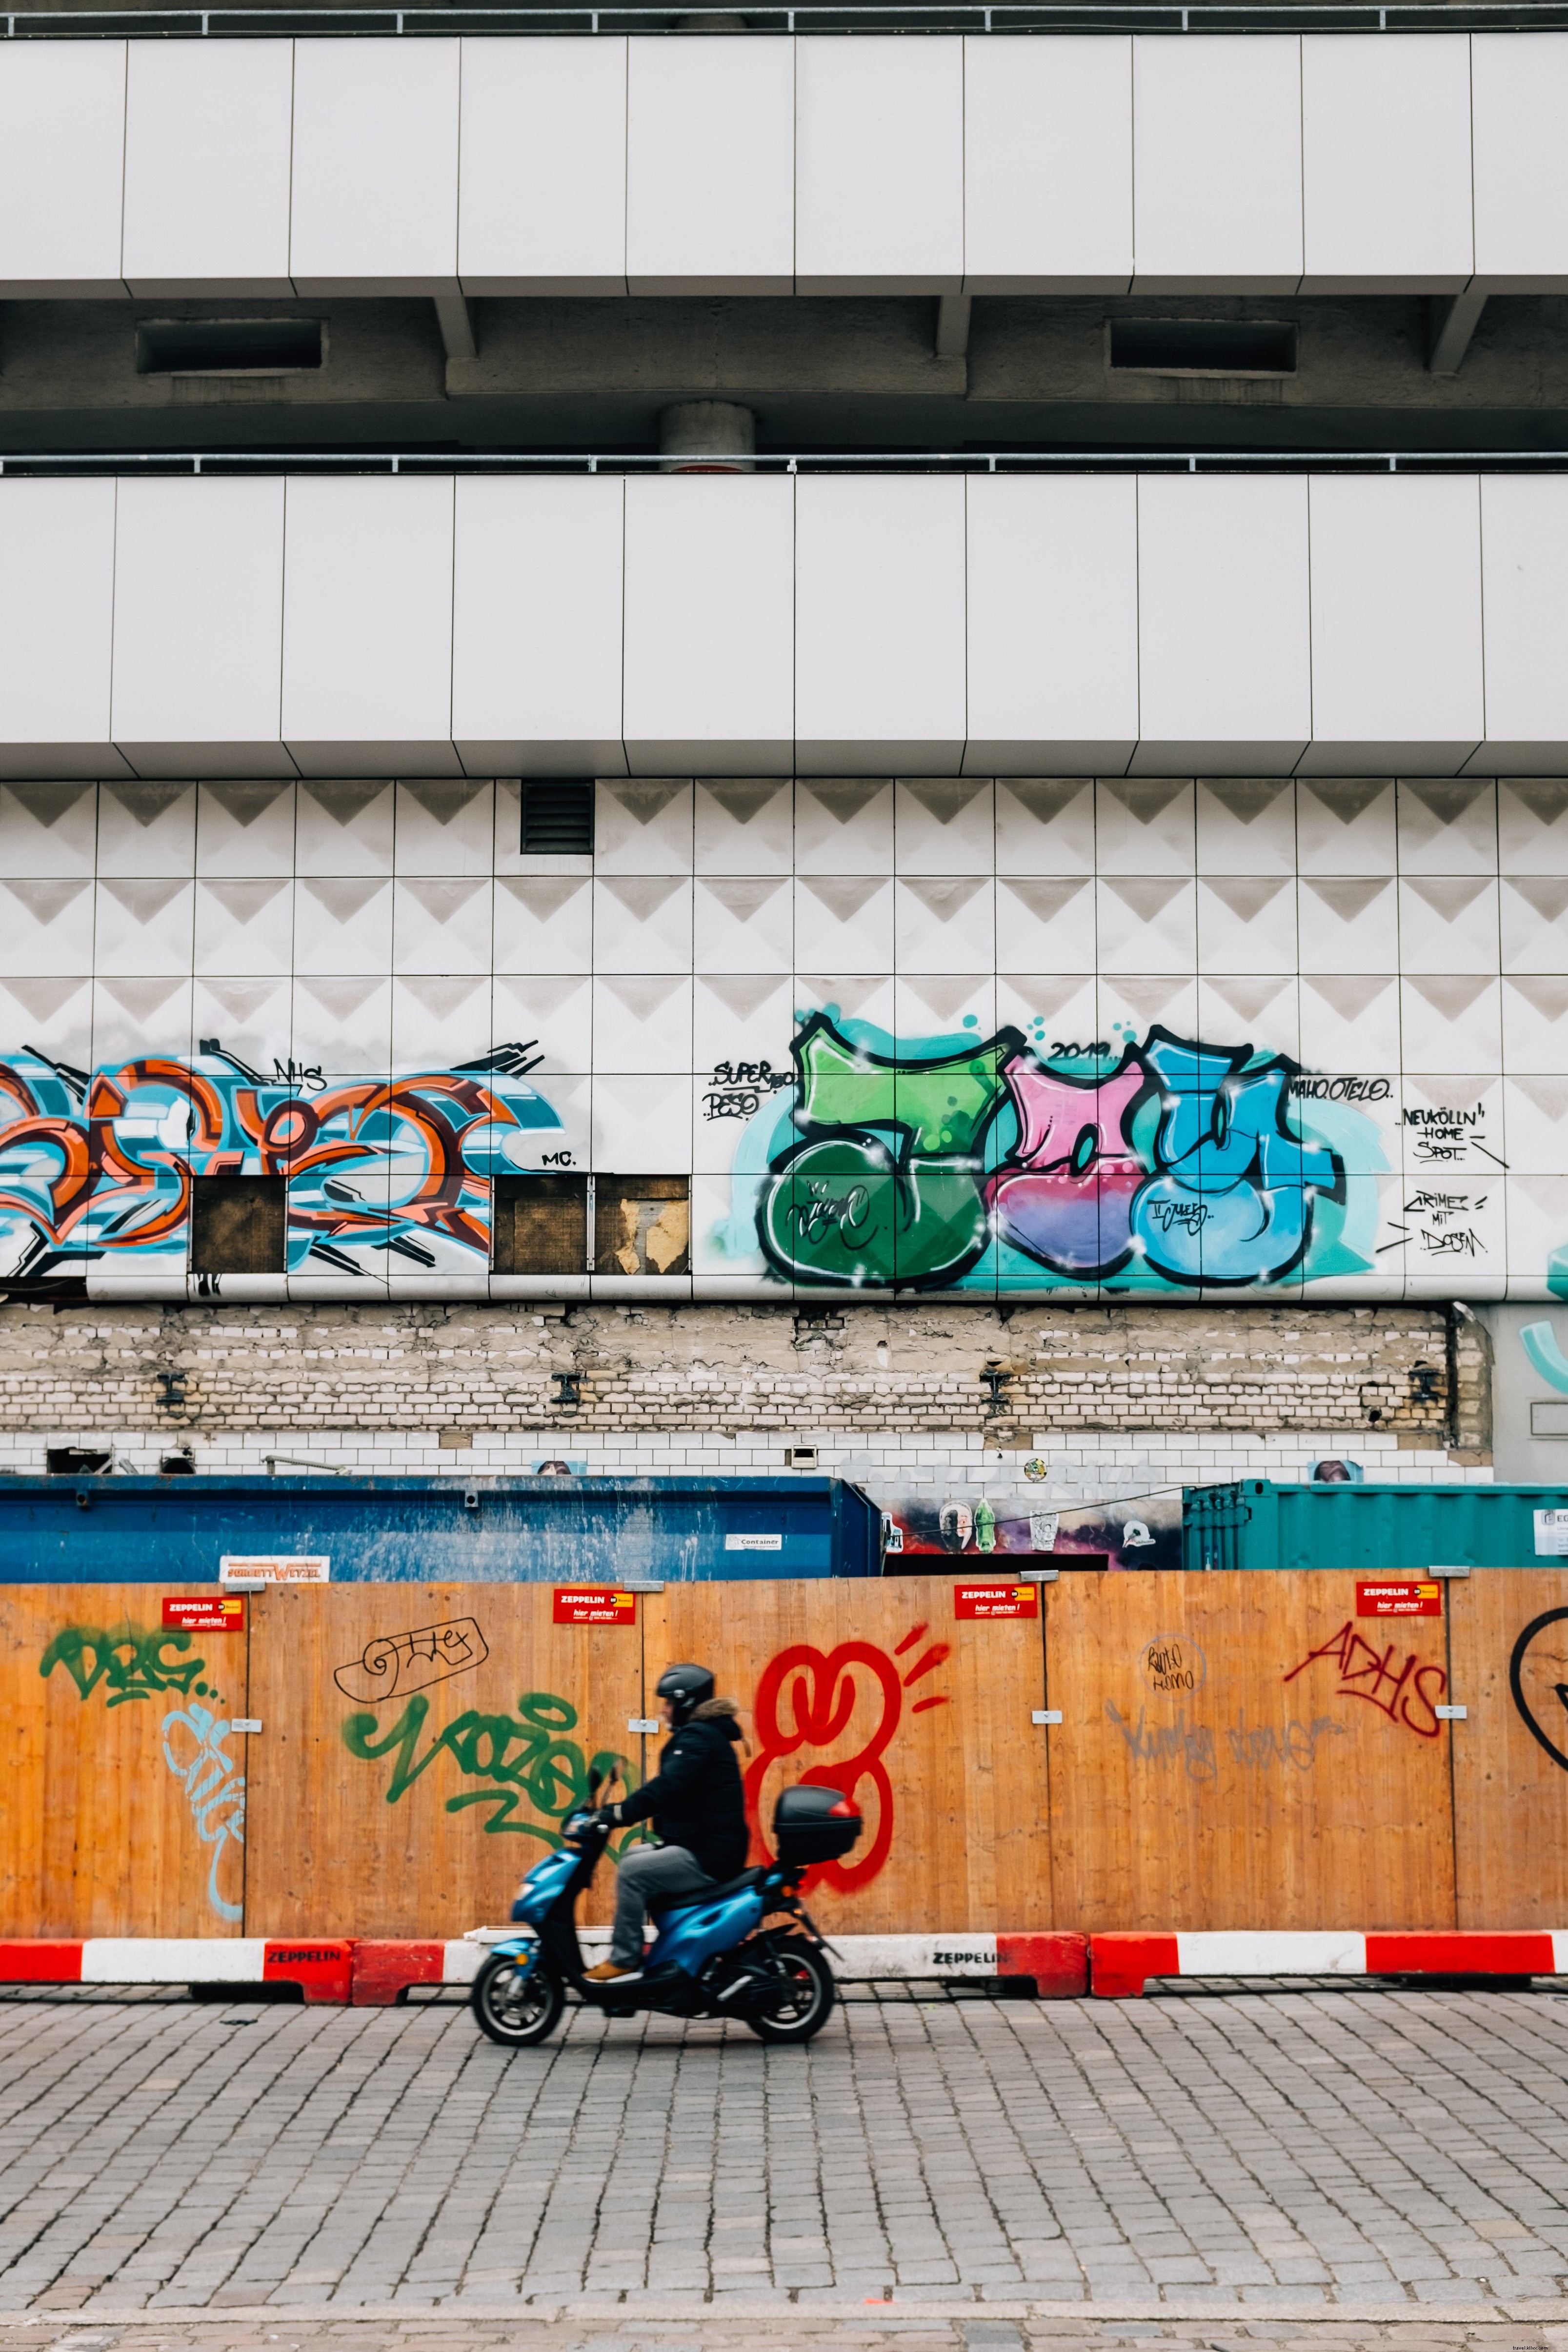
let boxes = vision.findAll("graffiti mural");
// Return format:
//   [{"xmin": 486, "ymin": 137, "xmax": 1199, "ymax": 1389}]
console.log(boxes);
[
  {"xmin": 0, "ymin": 1042, "xmax": 559, "ymax": 1283},
  {"xmin": 341, "ymin": 1688, "xmax": 643, "ymax": 1848},
  {"xmin": 40, "ymin": 1620, "xmax": 245, "ymax": 1922},
  {"xmin": 749, "ymin": 1014, "xmax": 1366, "ymax": 1294},
  {"xmin": 744, "ymin": 1625, "xmax": 949, "ymax": 1893}
]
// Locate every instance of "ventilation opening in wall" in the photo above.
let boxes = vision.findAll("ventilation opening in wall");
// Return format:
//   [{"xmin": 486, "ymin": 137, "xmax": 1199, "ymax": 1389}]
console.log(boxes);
[
  {"xmin": 136, "ymin": 319, "xmax": 325, "ymax": 376},
  {"xmin": 1107, "ymin": 320, "xmax": 1297, "ymax": 376},
  {"xmin": 46, "ymin": 1447, "xmax": 113, "ymax": 1477},
  {"xmin": 190, "ymin": 1176, "xmax": 287, "ymax": 1274},
  {"xmin": 521, "ymin": 780, "xmax": 595, "ymax": 855},
  {"xmin": 493, "ymin": 1174, "xmax": 589, "ymax": 1276}
]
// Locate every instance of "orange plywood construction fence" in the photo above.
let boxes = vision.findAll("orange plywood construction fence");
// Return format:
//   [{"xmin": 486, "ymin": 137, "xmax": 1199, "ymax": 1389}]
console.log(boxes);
[{"xmin": 0, "ymin": 1570, "xmax": 1564, "ymax": 1943}]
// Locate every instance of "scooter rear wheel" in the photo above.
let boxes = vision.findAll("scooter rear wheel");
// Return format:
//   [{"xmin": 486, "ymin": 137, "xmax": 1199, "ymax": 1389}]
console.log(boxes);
[
  {"xmin": 744, "ymin": 1941, "xmax": 835, "ymax": 2043},
  {"xmin": 471, "ymin": 1951, "xmax": 564, "ymax": 2048}
]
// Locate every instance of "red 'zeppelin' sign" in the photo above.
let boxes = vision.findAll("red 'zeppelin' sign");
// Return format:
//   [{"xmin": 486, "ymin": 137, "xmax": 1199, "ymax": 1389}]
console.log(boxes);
[
  {"xmin": 1356, "ymin": 1579, "xmax": 1443, "ymax": 1618},
  {"xmin": 553, "ymin": 1587, "xmax": 637, "ymax": 1625},
  {"xmin": 162, "ymin": 1596, "xmax": 246, "ymax": 1633},
  {"xmin": 954, "ymin": 1583, "xmax": 1039, "ymax": 1621}
]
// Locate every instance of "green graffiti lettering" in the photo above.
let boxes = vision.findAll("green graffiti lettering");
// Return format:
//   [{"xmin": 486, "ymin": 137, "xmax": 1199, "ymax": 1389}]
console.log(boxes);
[
  {"xmin": 759, "ymin": 1015, "xmax": 1023, "ymax": 1289},
  {"xmin": 795, "ymin": 1016, "xmax": 1015, "ymax": 1156},
  {"xmin": 40, "ymin": 1623, "xmax": 206, "ymax": 1708},
  {"xmin": 342, "ymin": 1689, "xmax": 640, "ymax": 1844}
]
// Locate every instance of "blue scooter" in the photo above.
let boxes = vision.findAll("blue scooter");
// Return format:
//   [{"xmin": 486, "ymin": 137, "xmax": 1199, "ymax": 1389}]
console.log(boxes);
[{"xmin": 469, "ymin": 1775, "xmax": 861, "ymax": 2048}]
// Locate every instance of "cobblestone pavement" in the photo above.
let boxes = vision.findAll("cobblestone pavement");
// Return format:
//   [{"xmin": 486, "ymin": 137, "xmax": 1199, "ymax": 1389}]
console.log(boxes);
[{"xmin": 3, "ymin": 1987, "xmax": 1568, "ymax": 2321}]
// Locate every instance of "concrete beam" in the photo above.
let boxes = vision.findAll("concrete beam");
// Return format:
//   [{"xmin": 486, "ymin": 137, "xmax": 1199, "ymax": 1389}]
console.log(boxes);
[
  {"xmin": 1428, "ymin": 287, "xmax": 1488, "ymax": 376},
  {"xmin": 433, "ymin": 293, "xmax": 477, "ymax": 362},
  {"xmin": 935, "ymin": 293, "xmax": 972, "ymax": 358}
]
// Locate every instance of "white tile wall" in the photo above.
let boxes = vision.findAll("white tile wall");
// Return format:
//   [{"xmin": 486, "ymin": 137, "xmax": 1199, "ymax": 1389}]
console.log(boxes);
[{"xmin": 0, "ymin": 1425, "xmax": 1492, "ymax": 1491}]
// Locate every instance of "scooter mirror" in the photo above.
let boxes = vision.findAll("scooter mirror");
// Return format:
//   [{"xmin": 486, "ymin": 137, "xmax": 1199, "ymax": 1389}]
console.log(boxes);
[{"xmin": 586, "ymin": 1767, "xmax": 603, "ymax": 1800}]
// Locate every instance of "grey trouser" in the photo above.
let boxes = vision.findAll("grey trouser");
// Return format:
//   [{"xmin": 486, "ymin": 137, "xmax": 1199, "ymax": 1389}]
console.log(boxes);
[{"xmin": 610, "ymin": 1842, "xmax": 715, "ymax": 1967}]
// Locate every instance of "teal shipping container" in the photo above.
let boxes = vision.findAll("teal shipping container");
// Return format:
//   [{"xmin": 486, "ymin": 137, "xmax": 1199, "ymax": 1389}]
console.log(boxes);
[{"xmin": 1183, "ymin": 1480, "xmax": 1568, "ymax": 1573}]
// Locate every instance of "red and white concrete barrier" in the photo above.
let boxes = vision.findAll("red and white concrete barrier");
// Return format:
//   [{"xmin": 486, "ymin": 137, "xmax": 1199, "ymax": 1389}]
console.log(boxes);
[
  {"xmin": 353, "ymin": 1929, "xmax": 1091, "ymax": 2003},
  {"xmin": 0, "ymin": 1939, "xmax": 354, "ymax": 2001},
  {"xmin": 2, "ymin": 1932, "xmax": 1556, "ymax": 2005},
  {"xmin": 0, "ymin": 1931, "xmax": 1094, "ymax": 2003},
  {"xmin": 1089, "ymin": 1930, "xmax": 1568, "ymax": 1998}
]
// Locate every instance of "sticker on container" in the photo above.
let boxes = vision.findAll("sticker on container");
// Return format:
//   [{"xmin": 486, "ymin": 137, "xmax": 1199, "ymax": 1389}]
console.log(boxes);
[
  {"xmin": 553, "ymin": 1586, "xmax": 637, "ymax": 1625},
  {"xmin": 162, "ymin": 1596, "xmax": 245, "ymax": 1633},
  {"xmin": 954, "ymin": 1583, "xmax": 1040, "ymax": 1620},
  {"xmin": 220, "ymin": 1555, "xmax": 330, "ymax": 1585},
  {"xmin": 1535, "ymin": 1509, "xmax": 1568, "ymax": 1557},
  {"xmin": 724, "ymin": 1533, "xmax": 783, "ymax": 1551},
  {"xmin": 1356, "ymin": 1579, "xmax": 1443, "ymax": 1618}
]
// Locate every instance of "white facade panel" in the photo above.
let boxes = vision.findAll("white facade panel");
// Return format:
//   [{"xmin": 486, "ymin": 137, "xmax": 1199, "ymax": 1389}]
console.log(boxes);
[
  {"xmin": 796, "ymin": 38, "xmax": 962, "ymax": 294},
  {"xmin": 121, "ymin": 42, "xmax": 295, "ymax": 297},
  {"xmin": 1469, "ymin": 474, "xmax": 1568, "ymax": 771},
  {"xmin": 281, "ymin": 479, "xmax": 459, "ymax": 775},
  {"xmin": 1131, "ymin": 37, "xmax": 1303, "ymax": 293},
  {"xmin": 458, "ymin": 39, "xmax": 627, "ymax": 296},
  {"xmin": 963, "ymin": 37, "xmax": 1133, "ymax": 295},
  {"xmin": 290, "ymin": 38, "xmax": 460, "ymax": 295},
  {"xmin": 623, "ymin": 478, "xmax": 793, "ymax": 772},
  {"xmin": 1134, "ymin": 476, "xmax": 1311, "ymax": 774},
  {"xmin": 1302, "ymin": 476, "xmax": 1485, "ymax": 774},
  {"xmin": 0, "ymin": 480, "xmax": 125, "ymax": 779},
  {"xmin": 964, "ymin": 475, "xmax": 1138, "ymax": 772},
  {"xmin": 1471, "ymin": 36, "xmax": 1568, "ymax": 292},
  {"xmin": 0, "ymin": 43, "xmax": 127, "ymax": 297},
  {"xmin": 794, "ymin": 477, "xmax": 965, "ymax": 771},
  {"xmin": 627, "ymin": 39, "xmax": 793, "ymax": 296},
  {"xmin": 451, "ymin": 476, "xmax": 625, "ymax": 775},
  {"xmin": 1301, "ymin": 35, "xmax": 1474, "ymax": 293},
  {"xmin": 110, "ymin": 481, "xmax": 289, "ymax": 778}
]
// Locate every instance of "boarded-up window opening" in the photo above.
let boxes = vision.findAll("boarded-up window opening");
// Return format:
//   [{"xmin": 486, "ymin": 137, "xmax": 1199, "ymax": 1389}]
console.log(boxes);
[
  {"xmin": 492, "ymin": 1174, "xmax": 589, "ymax": 1275},
  {"xmin": 190, "ymin": 1176, "xmax": 287, "ymax": 1274},
  {"xmin": 595, "ymin": 1175, "xmax": 690, "ymax": 1277}
]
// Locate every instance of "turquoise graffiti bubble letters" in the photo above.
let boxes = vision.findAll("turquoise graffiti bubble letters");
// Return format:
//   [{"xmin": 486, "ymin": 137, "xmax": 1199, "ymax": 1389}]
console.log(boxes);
[{"xmin": 1128, "ymin": 1029, "xmax": 1344, "ymax": 1287}]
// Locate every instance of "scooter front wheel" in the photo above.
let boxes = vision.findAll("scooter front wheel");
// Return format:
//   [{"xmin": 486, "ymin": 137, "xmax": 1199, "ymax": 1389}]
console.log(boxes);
[
  {"xmin": 471, "ymin": 1951, "xmax": 564, "ymax": 2048},
  {"xmin": 744, "ymin": 1940, "xmax": 835, "ymax": 2044}
]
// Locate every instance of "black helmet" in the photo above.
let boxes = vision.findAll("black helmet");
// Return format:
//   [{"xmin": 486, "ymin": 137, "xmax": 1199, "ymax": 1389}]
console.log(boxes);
[{"xmin": 656, "ymin": 1663, "xmax": 715, "ymax": 1726}]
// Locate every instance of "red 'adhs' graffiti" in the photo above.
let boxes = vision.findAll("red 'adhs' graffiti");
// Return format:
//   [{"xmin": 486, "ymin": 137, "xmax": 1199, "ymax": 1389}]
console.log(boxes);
[
  {"xmin": 1283, "ymin": 1621, "xmax": 1447, "ymax": 1738},
  {"xmin": 744, "ymin": 1624, "xmax": 950, "ymax": 1892}
]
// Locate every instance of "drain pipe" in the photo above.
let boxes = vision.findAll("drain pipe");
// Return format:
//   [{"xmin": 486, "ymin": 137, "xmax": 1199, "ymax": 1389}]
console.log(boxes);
[{"xmin": 659, "ymin": 400, "xmax": 756, "ymax": 474}]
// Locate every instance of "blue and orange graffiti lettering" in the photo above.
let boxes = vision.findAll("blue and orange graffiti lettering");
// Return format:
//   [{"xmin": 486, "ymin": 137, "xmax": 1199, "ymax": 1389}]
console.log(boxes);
[{"xmin": 0, "ymin": 1041, "xmax": 560, "ymax": 1284}]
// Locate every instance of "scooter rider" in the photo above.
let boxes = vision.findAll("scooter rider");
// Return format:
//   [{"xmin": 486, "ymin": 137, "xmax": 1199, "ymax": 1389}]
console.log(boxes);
[{"xmin": 584, "ymin": 1663, "xmax": 748, "ymax": 1982}]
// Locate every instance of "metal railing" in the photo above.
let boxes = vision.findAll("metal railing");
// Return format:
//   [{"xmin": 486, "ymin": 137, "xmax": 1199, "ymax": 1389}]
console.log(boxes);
[
  {"xmin": 2, "ymin": 445, "xmax": 1567, "ymax": 474},
  {"xmin": 6, "ymin": 1, "xmax": 1568, "ymax": 32}
]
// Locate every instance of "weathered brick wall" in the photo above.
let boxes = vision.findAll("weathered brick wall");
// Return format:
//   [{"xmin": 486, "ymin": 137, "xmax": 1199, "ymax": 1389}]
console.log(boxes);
[{"xmin": 0, "ymin": 1298, "xmax": 1490, "ymax": 1450}]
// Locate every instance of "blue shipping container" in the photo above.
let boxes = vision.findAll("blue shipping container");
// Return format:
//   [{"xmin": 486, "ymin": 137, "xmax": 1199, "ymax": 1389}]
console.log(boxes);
[{"xmin": 0, "ymin": 1474, "xmax": 882, "ymax": 1584}]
